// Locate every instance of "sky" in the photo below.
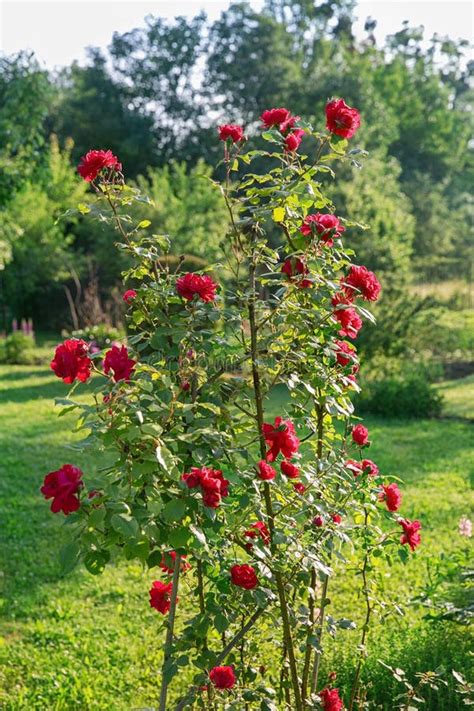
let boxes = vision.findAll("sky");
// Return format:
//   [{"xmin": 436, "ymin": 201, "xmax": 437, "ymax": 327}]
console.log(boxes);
[{"xmin": 0, "ymin": 0, "xmax": 472, "ymax": 70}]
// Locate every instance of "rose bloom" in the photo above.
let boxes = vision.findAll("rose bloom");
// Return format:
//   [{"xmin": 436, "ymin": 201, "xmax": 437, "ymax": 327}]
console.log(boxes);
[
  {"xmin": 230, "ymin": 564, "xmax": 259, "ymax": 590},
  {"xmin": 344, "ymin": 265, "xmax": 381, "ymax": 302},
  {"xmin": 257, "ymin": 460, "xmax": 277, "ymax": 481},
  {"xmin": 41, "ymin": 464, "xmax": 83, "ymax": 514},
  {"xmin": 218, "ymin": 124, "xmax": 244, "ymax": 142},
  {"xmin": 280, "ymin": 460, "xmax": 300, "ymax": 479},
  {"xmin": 159, "ymin": 551, "xmax": 191, "ymax": 575},
  {"xmin": 352, "ymin": 423, "xmax": 369, "ymax": 446},
  {"xmin": 182, "ymin": 466, "xmax": 230, "ymax": 509},
  {"xmin": 284, "ymin": 129, "xmax": 305, "ymax": 152},
  {"xmin": 333, "ymin": 307, "xmax": 363, "ymax": 339},
  {"xmin": 281, "ymin": 257, "xmax": 312, "ymax": 288},
  {"xmin": 459, "ymin": 515, "xmax": 472, "ymax": 538},
  {"xmin": 325, "ymin": 98, "xmax": 361, "ymax": 139},
  {"xmin": 334, "ymin": 339, "xmax": 356, "ymax": 367},
  {"xmin": 262, "ymin": 417, "xmax": 300, "ymax": 461},
  {"xmin": 176, "ymin": 273, "xmax": 218, "ymax": 303},
  {"xmin": 361, "ymin": 459, "xmax": 379, "ymax": 477},
  {"xmin": 379, "ymin": 483, "xmax": 402, "ymax": 512},
  {"xmin": 261, "ymin": 107, "xmax": 291, "ymax": 128},
  {"xmin": 103, "ymin": 344, "xmax": 136, "ymax": 382},
  {"xmin": 300, "ymin": 213, "xmax": 345, "ymax": 247},
  {"xmin": 320, "ymin": 686, "xmax": 344, "ymax": 711},
  {"xmin": 331, "ymin": 513, "xmax": 342, "ymax": 525},
  {"xmin": 313, "ymin": 515, "xmax": 324, "ymax": 527},
  {"xmin": 279, "ymin": 114, "xmax": 300, "ymax": 134},
  {"xmin": 209, "ymin": 665, "xmax": 236, "ymax": 690},
  {"xmin": 77, "ymin": 149, "xmax": 122, "ymax": 182},
  {"xmin": 345, "ymin": 458, "xmax": 363, "ymax": 477},
  {"xmin": 293, "ymin": 482, "xmax": 306, "ymax": 494},
  {"xmin": 50, "ymin": 339, "xmax": 92, "ymax": 384},
  {"xmin": 122, "ymin": 289, "xmax": 137, "ymax": 303},
  {"xmin": 149, "ymin": 580, "xmax": 176, "ymax": 614},
  {"xmin": 399, "ymin": 518, "xmax": 422, "ymax": 551},
  {"xmin": 244, "ymin": 521, "xmax": 271, "ymax": 546}
]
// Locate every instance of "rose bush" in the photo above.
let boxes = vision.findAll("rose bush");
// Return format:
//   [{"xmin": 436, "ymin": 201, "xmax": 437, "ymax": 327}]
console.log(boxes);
[{"xmin": 41, "ymin": 100, "xmax": 421, "ymax": 710}]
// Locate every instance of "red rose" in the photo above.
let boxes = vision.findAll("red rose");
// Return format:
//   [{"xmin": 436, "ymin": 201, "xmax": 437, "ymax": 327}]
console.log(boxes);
[
  {"xmin": 181, "ymin": 466, "xmax": 229, "ymax": 508},
  {"xmin": 123, "ymin": 289, "xmax": 137, "ymax": 303},
  {"xmin": 352, "ymin": 424, "xmax": 369, "ymax": 446},
  {"xmin": 320, "ymin": 686, "xmax": 344, "ymax": 711},
  {"xmin": 343, "ymin": 265, "xmax": 381, "ymax": 302},
  {"xmin": 159, "ymin": 551, "xmax": 191, "ymax": 575},
  {"xmin": 379, "ymin": 483, "xmax": 402, "ymax": 512},
  {"xmin": 279, "ymin": 114, "xmax": 300, "ymax": 134},
  {"xmin": 40, "ymin": 464, "xmax": 83, "ymax": 514},
  {"xmin": 209, "ymin": 665, "xmax": 236, "ymax": 690},
  {"xmin": 103, "ymin": 344, "xmax": 136, "ymax": 382},
  {"xmin": 261, "ymin": 107, "xmax": 291, "ymax": 128},
  {"xmin": 399, "ymin": 518, "xmax": 421, "ymax": 551},
  {"xmin": 244, "ymin": 521, "xmax": 270, "ymax": 546},
  {"xmin": 284, "ymin": 129, "xmax": 305, "ymax": 152},
  {"xmin": 218, "ymin": 124, "xmax": 244, "ymax": 142},
  {"xmin": 331, "ymin": 513, "xmax": 342, "ymax": 525},
  {"xmin": 230, "ymin": 564, "xmax": 258, "ymax": 589},
  {"xmin": 257, "ymin": 460, "xmax": 277, "ymax": 481},
  {"xmin": 345, "ymin": 459, "xmax": 363, "ymax": 477},
  {"xmin": 50, "ymin": 339, "xmax": 92, "ymax": 384},
  {"xmin": 334, "ymin": 339, "xmax": 357, "ymax": 367},
  {"xmin": 149, "ymin": 580, "xmax": 176, "ymax": 614},
  {"xmin": 313, "ymin": 515, "xmax": 324, "ymax": 527},
  {"xmin": 281, "ymin": 257, "xmax": 312, "ymax": 288},
  {"xmin": 325, "ymin": 98, "xmax": 361, "ymax": 139},
  {"xmin": 176, "ymin": 273, "xmax": 218, "ymax": 303},
  {"xmin": 293, "ymin": 482, "xmax": 306, "ymax": 494},
  {"xmin": 300, "ymin": 213, "xmax": 345, "ymax": 247},
  {"xmin": 281, "ymin": 460, "xmax": 300, "ymax": 479},
  {"xmin": 77, "ymin": 149, "xmax": 122, "ymax": 182},
  {"xmin": 333, "ymin": 307, "xmax": 363, "ymax": 339},
  {"xmin": 262, "ymin": 417, "xmax": 300, "ymax": 461},
  {"xmin": 181, "ymin": 467, "xmax": 202, "ymax": 488},
  {"xmin": 361, "ymin": 459, "xmax": 379, "ymax": 477}
]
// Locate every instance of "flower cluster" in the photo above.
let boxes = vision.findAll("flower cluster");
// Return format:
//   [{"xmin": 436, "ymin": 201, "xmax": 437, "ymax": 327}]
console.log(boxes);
[
  {"xmin": 40, "ymin": 464, "xmax": 83, "ymax": 514},
  {"xmin": 50, "ymin": 340, "xmax": 136, "ymax": 385},
  {"xmin": 300, "ymin": 212, "xmax": 346, "ymax": 247},
  {"xmin": 182, "ymin": 466, "xmax": 230, "ymax": 509},
  {"xmin": 260, "ymin": 107, "xmax": 305, "ymax": 152}
]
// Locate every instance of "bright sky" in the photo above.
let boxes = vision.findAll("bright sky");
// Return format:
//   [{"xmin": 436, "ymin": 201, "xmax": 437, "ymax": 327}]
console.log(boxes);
[{"xmin": 0, "ymin": 0, "xmax": 472, "ymax": 69}]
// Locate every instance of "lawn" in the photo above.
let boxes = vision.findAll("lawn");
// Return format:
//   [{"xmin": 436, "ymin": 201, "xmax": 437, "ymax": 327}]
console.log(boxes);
[{"xmin": 0, "ymin": 365, "xmax": 472, "ymax": 709}]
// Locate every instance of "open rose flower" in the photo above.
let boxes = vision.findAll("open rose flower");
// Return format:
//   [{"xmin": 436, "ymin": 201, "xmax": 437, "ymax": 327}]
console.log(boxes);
[
  {"xmin": 379, "ymin": 483, "xmax": 402, "ymax": 512},
  {"xmin": 262, "ymin": 417, "xmax": 300, "ymax": 461},
  {"xmin": 244, "ymin": 521, "xmax": 270, "ymax": 547},
  {"xmin": 230, "ymin": 564, "xmax": 259, "ymax": 589},
  {"xmin": 325, "ymin": 98, "xmax": 360, "ymax": 139},
  {"xmin": 361, "ymin": 459, "xmax": 379, "ymax": 477},
  {"xmin": 345, "ymin": 458, "xmax": 363, "ymax": 477},
  {"xmin": 281, "ymin": 257, "xmax": 312, "ymax": 288},
  {"xmin": 209, "ymin": 665, "xmax": 236, "ymax": 690},
  {"xmin": 182, "ymin": 466, "xmax": 229, "ymax": 508},
  {"xmin": 261, "ymin": 107, "xmax": 291, "ymax": 128},
  {"xmin": 320, "ymin": 686, "xmax": 344, "ymax": 711},
  {"xmin": 50, "ymin": 339, "xmax": 92, "ymax": 384},
  {"xmin": 176, "ymin": 273, "xmax": 218, "ymax": 302},
  {"xmin": 399, "ymin": 518, "xmax": 421, "ymax": 550},
  {"xmin": 333, "ymin": 307, "xmax": 363, "ymax": 339},
  {"xmin": 149, "ymin": 580, "xmax": 176, "ymax": 614},
  {"xmin": 122, "ymin": 289, "xmax": 137, "ymax": 303},
  {"xmin": 257, "ymin": 460, "xmax": 277, "ymax": 481},
  {"xmin": 40, "ymin": 464, "xmax": 83, "ymax": 514},
  {"xmin": 77, "ymin": 149, "xmax": 122, "ymax": 182},
  {"xmin": 281, "ymin": 460, "xmax": 300, "ymax": 479},
  {"xmin": 300, "ymin": 213, "xmax": 345, "ymax": 247},
  {"xmin": 352, "ymin": 424, "xmax": 369, "ymax": 446},
  {"xmin": 334, "ymin": 339, "xmax": 357, "ymax": 367},
  {"xmin": 103, "ymin": 344, "xmax": 136, "ymax": 382},
  {"xmin": 159, "ymin": 551, "xmax": 191, "ymax": 575},
  {"xmin": 218, "ymin": 124, "xmax": 244, "ymax": 143},
  {"xmin": 284, "ymin": 129, "xmax": 305, "ymax": 152},
  {"xmin": 343, "ymin": 265, "xmax": 381, "ymax": 302}
]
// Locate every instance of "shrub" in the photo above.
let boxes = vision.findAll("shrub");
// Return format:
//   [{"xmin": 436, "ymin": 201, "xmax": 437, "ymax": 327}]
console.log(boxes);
[{"xmin": 0, "ymin": 332, "xmax": 35, "ymax": 364}]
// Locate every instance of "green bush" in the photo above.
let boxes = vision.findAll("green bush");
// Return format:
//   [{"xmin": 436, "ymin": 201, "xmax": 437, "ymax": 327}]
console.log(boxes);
[
  {"xmin": 0, "ymin": 332, "xmax": 36, "ymax": 364},
  {"xmin": 356, "ymin": 358, "xmax": 443, "ymax": 418}
]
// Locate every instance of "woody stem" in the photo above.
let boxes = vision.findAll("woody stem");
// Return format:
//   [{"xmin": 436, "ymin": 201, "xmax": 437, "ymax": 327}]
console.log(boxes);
[{"xmin": 158, "ymin": 554, "xmax": 181, "ymax": 711}]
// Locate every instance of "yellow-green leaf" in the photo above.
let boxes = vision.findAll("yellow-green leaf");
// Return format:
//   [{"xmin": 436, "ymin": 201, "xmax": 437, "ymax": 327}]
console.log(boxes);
[{"xmin": 273, "ymin": 207, "xmax": 285, "ymax": 222}]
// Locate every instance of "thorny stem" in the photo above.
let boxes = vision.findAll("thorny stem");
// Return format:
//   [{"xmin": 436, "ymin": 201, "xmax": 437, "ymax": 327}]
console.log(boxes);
[
  {"xmin": 158, "ymin": 553, "xmax": 181, "ymax": 711},
  {"xmin": 348, "ymin": 508, "xmax": 372, "ymax": 711}
]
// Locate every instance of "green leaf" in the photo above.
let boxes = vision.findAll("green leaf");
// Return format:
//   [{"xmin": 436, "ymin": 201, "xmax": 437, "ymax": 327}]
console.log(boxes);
[
  {"xmin": 84, "ymin": 549, "xmax": 110, "ymax": 575},
  {"xmin": 169, "ymin": 526, "xmax": 192, "ymax": 548},
  {"xmin": 137, "ymin": 219, "xmax": 151, "ymax": 229},
  {"xmin": 59, "ymin": 541, "xmax": 80, "ymax": 575},
  {"xmin": 214, "ymin": 613, "xmax": 229, "ymax": 633},
  {"xmin": 162, "ymin": 499, "xmax": 186, "ymax": 523},
  {"xmin": 110, "ymin": 513, "xmax": 139, "ymax": 539},
  {"xmin": 155, "ymin": 445, "xmax": 175, "ymax": 472},
  {"xmin": 272, "ymin": 207, "xmax": 285, "ymax": 223}
]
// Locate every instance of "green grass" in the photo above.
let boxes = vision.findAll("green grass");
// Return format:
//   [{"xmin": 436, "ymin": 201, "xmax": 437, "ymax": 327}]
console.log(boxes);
[
  {"xmin": 437, "ymin": 374, "xmax": 474, "ymax": 420},
  {"xmin": 0, "ymin": 366, "xmax": 472, "ymax": 709}
]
